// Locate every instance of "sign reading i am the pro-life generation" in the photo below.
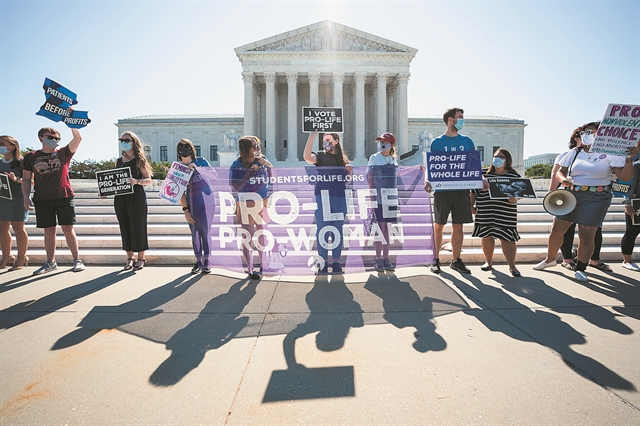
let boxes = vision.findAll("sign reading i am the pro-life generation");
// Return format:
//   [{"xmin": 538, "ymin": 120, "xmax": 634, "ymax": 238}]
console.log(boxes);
[
  {"xmin": 0, "ymin": 174, "xmax": 12, "ymax": 200},
  {"xmin": 159, "ymin": 162, "xmax": 194, "ymax": 204},
  {"xmin": 591, "ymin": 103, "xmax": 640, "ymax": 157},
  {"xmin": 426, "ymin": 151, "xmax": 483, "ymax": 190},
  {"xmin": 35, "ymin": 78, "xmax": 91, "ymax": 129},
  {"xmin": 302, "ymin": 107, "xmax": 343, "ymax": 133},
  {"xmin": 96, "ymin": 167, "xmax": 134, "ymax": 197}
]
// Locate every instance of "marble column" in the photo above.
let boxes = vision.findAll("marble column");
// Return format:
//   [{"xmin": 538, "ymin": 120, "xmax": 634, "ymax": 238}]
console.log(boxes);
[
  {"xmin": 242, "ymin": 72, "xmax": 255, "ymax": 136},
  {"xmin": 309, "ymin": 72, "xmax": 320, "ymax": 108},
  {"xmin": 354, "ymin": 72, "xmax": 367, "ymax": 162},
  {"xmin": 264, "ymin": 72, "xmax": 277, "ymax": 158},
  {"xmin": 332, "ymin": 72, "xmax": 344, "ymax": 109},
  {"xmin": 397, "ymin": 73, "xmax": 410, "ymax": 154},
  {"xmin": 286, "ymin": 72, "xmax": 298, "ymax": 162},
  {"xmin": 376, "ymin": 73, "xmax": 388, "ymax": 136}
]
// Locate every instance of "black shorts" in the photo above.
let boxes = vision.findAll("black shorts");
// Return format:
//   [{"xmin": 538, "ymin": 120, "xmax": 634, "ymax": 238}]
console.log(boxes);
[
  {"xmin": 33, "ymin": 197, "xmax": 77, "ymax": 228},
  {"xmin": 433, "ymin": 191, "xmax": 473, "ymax": 224}
]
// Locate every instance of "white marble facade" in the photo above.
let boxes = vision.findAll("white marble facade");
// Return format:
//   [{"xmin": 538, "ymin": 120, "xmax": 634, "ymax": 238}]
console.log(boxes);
[{"xmin": 116, "ymin": 21, "xmax": 527, "ymax": 170}]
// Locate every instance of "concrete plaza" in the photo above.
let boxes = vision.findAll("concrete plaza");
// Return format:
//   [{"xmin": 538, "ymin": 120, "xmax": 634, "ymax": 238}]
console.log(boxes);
[{"xmin": 1, "ymin": 263, "xmax": 638, "ymax": 424}]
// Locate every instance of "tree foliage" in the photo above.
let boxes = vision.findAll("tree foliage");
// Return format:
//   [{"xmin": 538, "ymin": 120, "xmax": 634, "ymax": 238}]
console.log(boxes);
[{"xmin": 525, "ymin": 163, "xmax": 553, "ymax": 179}]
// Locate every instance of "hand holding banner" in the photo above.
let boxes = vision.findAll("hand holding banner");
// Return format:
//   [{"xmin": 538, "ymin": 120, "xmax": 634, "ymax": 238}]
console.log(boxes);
[{"xmin": 36, "ymin": 78, "xmax": 91, "ymax": 129}]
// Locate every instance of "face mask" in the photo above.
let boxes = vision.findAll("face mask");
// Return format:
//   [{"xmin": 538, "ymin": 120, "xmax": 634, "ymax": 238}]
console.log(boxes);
[
  {"xmin": 581, "ymin": 133, "xmax": 595, "ymax": 146},
  {"xmin": 177, "ymin": 146, "xmax": 192, "ymax": 157},
  {"xmin": 454, "ymin": 118, "xmax": 464, "ymax": 131},
  {"xmin": 378, "ymin": 142, "xmax": 391, "ymax": 152},
  {"xmin": 119, "ymin": 142, "xmax": 132, "ymax": 152},
  {"xmin": 0, "ymin": 147, "xmax": 8, "ymax": 155},
  {"xmin": 492, "ymin": 157, "xmax": 505, "ymax": 168},
  {"xmin": 323, "ymin": 140, "xmax": 334, "ymax": 152},
  {"xmin": 42, "ymin": 137, "xmax": 59, "ymax": 149}
]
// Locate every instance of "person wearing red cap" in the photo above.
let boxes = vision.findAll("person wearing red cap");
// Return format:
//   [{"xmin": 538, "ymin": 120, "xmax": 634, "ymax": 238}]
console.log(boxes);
[
  {"xmin": 424, "ymin": 107, "xmax": 486, "ymax": 274},
  {"xmin": 367, "ymin": 132, "xmax": 399, "ymax": 271}
]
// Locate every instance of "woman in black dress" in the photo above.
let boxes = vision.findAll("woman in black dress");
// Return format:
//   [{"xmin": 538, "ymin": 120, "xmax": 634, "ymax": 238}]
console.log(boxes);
[{"xmin": 115, "ymin": 131, "xmax": 152, "ymax": 270}]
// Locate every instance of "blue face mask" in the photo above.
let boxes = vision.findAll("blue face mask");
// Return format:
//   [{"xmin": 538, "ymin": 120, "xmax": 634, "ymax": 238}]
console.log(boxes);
[
  {"xmin": 454, "ymin": 118, "xmax": 464, "ymax": 131},
  {"xmin": 119, "ymin": 142, "xmax": 133, "ymax": 152},
  {"xmin": 492, "ymin": 157, "xmax": 505, "ymax": 168},
  {"xmin": 323, "ymin": 140, "xmax": 334, "ymax": 152},
  {"xmin": 0, "ymin": 146, "xmax": 8, "ymax": 155},
  {"xmin": 42, "ymin": 137, "xmax": 59, "ymax": 149}
]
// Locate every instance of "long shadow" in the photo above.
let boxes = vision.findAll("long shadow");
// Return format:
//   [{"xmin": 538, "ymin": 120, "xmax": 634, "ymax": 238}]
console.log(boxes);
[
  {"xmin": 443, "ymin": 271, "xmax": 636, "ymax": 391},
  {"xmin": 364, "ymin": 271, "xmax": 462, "ymax": 352},
  {"xmin": 0, "ymin": 270, "xmax": 133, "ymax": 330},
  {"xmin": 148, "ymin": 278, "xmax": 258, "ymax": 386},
  {"xmin": 0, "ymin": 269, "xmax": 73, "ymax": 294},
  {"xmin": 571, "ymin": 271, "xmax": 640, "ymax": 320},
  {"xmin": 495, "ymin": 270, "xmax": 633, "ymax": 334},
  {"xmin": 51, "ymin": 273, "xmax": 201, "ymax": 350},
  {"xmin": 263, "ymin": 274, "xmax": 364, "ymax": 402}
]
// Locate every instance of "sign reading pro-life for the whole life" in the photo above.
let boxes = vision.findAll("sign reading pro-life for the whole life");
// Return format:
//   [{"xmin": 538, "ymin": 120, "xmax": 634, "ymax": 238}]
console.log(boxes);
[
  {"xmin": 426, "ymin": 151, "xmax": 483, "ymax": 190},
  {"xmin": 302, "ymin": 107, "xmax": 343, "ymax": 133}
]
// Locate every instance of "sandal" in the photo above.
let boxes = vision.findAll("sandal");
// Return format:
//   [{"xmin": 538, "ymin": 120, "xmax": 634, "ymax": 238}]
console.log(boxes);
[
  {"xmin": 123, "ymin": 258, "xmax": 135, "ymax": 271},
  {"xmin": 561, "ymin": 262, "xmax": 576, "ymax": 271},
  {"xmin": 589, "ymin": 262, "xmax": 612, "ymax": 272},
  {"xmin": 480, "ymin": 262, "xmax": 492, "ymax": 271},
  {"xmin": 133, "ymin": 259, "xmax": 147, "ymax": 271}
]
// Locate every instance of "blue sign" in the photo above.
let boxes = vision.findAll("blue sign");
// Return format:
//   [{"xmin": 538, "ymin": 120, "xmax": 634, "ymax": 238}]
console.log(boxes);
[
  {"xmin": 427, "ymin": 150, "xmax": 483, "ymax": 190},
  {"xmin": 36, "ymin": 78, "xmax": 91, "ymax": 128}
]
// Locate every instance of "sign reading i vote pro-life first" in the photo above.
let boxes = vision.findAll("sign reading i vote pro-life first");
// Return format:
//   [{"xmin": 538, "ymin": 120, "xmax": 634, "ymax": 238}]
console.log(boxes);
[
  {"xmin": 591, "ymin": 103, "xmax": 640, "ymax": 157},
  {"xmin": 302, "ymin": 107, "xmax": 343, "ymax": 133},
  {"xmin": 35, "ymin": 78, "xmax": 91, "ymax": 129},
  {"xmin": 96, "ymin": 167, "xmax": 134, "ymax": 197},
  {"xmin": 0, "ymin": 174, "xmax": 12, "ymax": 200},
  {"xmin": 159, "ymin": 162, "xmax": 194, "ymax": 204},
  {"xmin": 427, "ymin": 151, "xmax": 483, "ymax": 190}
]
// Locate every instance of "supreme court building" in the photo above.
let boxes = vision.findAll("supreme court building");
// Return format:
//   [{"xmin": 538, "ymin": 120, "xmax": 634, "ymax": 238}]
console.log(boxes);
[{"xmin": 116, "ymin": 21, "xmax": 526, "ymax": 171}]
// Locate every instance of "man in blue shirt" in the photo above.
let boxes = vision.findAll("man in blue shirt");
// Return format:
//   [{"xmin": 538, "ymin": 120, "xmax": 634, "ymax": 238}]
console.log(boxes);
[{"xmin": 424, "ymin": 107, "xmax": 483, "ymax": 274}]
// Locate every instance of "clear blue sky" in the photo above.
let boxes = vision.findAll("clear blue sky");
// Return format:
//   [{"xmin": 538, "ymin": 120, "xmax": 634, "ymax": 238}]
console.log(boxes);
[{"xmin": 1, "ymin": 0, "xmax": 638, "ymax": 162}]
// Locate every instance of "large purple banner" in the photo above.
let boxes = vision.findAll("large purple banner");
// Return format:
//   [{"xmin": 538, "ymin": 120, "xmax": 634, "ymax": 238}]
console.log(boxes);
[{"xmin": 187, "ymin": 166, "xmax": 434, "ymax": 275}]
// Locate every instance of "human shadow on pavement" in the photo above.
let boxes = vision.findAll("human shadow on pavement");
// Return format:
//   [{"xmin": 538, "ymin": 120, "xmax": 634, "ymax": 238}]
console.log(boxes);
[
  {"xmin": 494, "ymin": 270, "xmax": 633, "ymax": 335},
  {"xmin": 571, "ymin": 271, "xmax": 640, "ymax": 320},
  {"xmin": 263, "ymin": 274, "xmax": 363, "ymax": 402},
  {"xmin": 0, "ymin": 270, "xmax": 133, "ymax": 330},
  {"xmin": 0, "ymin": 269, "xmax": 70, "ymax": 294},
  {"xmin": 51, "ymin": 273, "xmax": 201, "ymax": 351},
  {"xmin": 364, "ymin": 271, "xmax": 464, "ymax": 352},
  {"xmin": 148, "ymin": 278, "xmax": 258, "ymax": 386},
  {"xmin": 443, "ymin": 271, "xmax": 636, "ymax": 391}
]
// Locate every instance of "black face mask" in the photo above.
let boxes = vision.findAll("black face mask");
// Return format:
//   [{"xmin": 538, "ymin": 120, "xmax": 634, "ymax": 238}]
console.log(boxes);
[{"xmin": 178, "ymin": 146, "xmax": 192, "ymax": 157}]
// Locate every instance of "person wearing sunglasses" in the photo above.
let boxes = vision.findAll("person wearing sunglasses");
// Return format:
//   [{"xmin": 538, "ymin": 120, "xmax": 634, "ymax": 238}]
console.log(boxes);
[
  {"xmin": 115, "ymin": 132, "xmax": 153, "ymax": 271},
  {"xmin": 22, "ymin": 127, "xmax": 85, "ymax": 274},
  {"xmin": 229, "ymin": 136, "xmax": 272, "ymax": 280},
  {"xmin": 178, "ymin": 138, "xmax": 218, "ymax": 275},
  {"xmin": 534, "ymin": 122, "xmax": 639, "ymax": 282}
]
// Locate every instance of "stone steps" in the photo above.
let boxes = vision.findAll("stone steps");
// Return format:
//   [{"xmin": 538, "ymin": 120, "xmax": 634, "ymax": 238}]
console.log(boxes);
[{"xmin": 9, "ymin": 188, "xmax": 637, "ymax": 266}]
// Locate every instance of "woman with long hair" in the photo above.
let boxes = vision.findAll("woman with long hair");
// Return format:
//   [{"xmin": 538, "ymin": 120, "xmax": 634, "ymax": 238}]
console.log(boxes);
[
  {"xmin": 229, "ymin": 136, "xmax": 272, "ymax": 279},
  {"xmin": 115, "ymin": 131, "xmax": 152, "ymax": 271},
  {"xmin": 0, "ymin": 135, "xmax": 29, "ymax": 270},
  {"xmin": 471, "ymin": 148, "xmax": 521, "ymax": 276},
  {"xmin": 367, "ymin": 132, "xmax": 399, "ymax": 271},
  {"xmin": 304, "ymin": 130, "xmax": 351, "ymax": 274},
  {"xmin": 178, "ymin": 138, "xmax": 217, "ymax": 274}
]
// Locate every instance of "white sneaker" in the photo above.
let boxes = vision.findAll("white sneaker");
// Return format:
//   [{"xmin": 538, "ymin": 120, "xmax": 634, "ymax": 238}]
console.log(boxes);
[
  {"xmin": 72, "ymin": 259, "xmax": 86, "ymax": 272},
  {"xmin": 33, "ymin": 261, "xmax": 58, "ymax": 275},
  {"xmin": 533, "ymin": 260, "xmax": 557, "ymax": 270},
  {"xmin": 621, "ymin": 262, "xmax": 640, "ymax": 272},
  {"xmin": 575, "ymin": 270, "xmax": 588, "ymax": 282}
]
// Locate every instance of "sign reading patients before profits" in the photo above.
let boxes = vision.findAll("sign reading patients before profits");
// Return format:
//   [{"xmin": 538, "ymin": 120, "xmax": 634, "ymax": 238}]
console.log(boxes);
[
  {"xmin": 591, "ymin": 103, "xmax": 640, "ymax": 157},
  {"xmin": 35, "ymin": 78, "xmax": 91, "ymax": 129},
  {"xmin": 159, "ymin": 162, "xmax": 194, "ymax": 204},
  {"xmin": 427, "ymin": 151, "xmax": 483, "ymax": 190},
  {"xmin": 0, "ymin": 174, "xmax": 12, "ymax": 200},
  {"xmin": 302, "ymin": 107, "xmax": 343, "ymax": 133},
  {"xmin": 96, "ymin": 167, "xmax": 134, "ymax": 197}
]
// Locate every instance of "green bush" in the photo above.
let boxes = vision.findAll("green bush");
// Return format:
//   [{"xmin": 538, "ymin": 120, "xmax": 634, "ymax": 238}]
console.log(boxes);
[
  {"xmin": 69, "ymin": 159, "xmax": 117, "ymax": 179},
  {"xmin": 525, "ymin": 163, "xmax": 553, "ymax": 179},
  {"xmin": 150, "ymin": 161, "xmax": 171, "ymax": 180}
]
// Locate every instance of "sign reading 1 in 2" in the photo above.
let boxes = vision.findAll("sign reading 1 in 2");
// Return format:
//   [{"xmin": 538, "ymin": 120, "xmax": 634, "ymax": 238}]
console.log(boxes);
[{"xmin": 302, "ymin": 107, "xmax": 343, "ymax": 133}]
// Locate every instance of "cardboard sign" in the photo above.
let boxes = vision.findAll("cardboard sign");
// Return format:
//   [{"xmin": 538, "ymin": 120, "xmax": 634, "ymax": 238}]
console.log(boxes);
[
  {"xmin": 487, "ymin": 177, "xmax": 536, "ymax": 199},
  {"xmin": 0, "ymin": 174, "xmax": 12, "ymax": 200},
  {"xmin": 96, "ymin": 167, "xmax": 134, "ymax": 197},
  {"xmin": 633, "ymin": 199, "xmax": 640, "ymax": 226},
  {"xmin": 591, "ymin": 103, "xmax": 640, "ymax": 156},
  {"xmin": 426, "ymin": 150, "xmax": 483, "ymax": 190},
  {"xmin": 158, "ymin": 162, "xmax": 194, "ymax": 204},
  {"xmin": 302, "ymin": 107, "xmax": 343, "ymax": 133},
  {"xmin": 35, "ymin": 78, "xmax": 91, "ymax": 129}
]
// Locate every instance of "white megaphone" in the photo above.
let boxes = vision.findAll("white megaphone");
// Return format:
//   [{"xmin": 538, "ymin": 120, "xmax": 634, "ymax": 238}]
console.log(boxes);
[{"xmin": 543, "ymin": 189, "xmax": 577, "ymax": 216}]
